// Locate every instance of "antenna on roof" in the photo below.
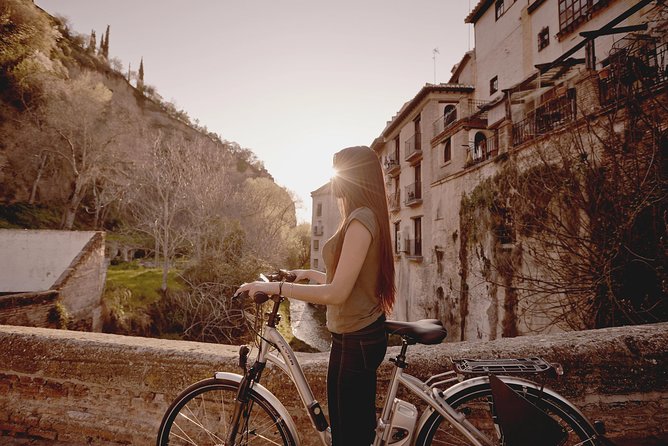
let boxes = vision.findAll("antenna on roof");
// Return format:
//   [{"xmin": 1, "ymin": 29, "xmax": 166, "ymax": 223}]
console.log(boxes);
[{"xmin": 432, "ymin": 48, "xmax": 440, "ymax": 83}]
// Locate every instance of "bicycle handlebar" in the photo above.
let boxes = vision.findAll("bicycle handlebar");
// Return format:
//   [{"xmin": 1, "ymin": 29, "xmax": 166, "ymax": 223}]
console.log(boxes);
[{"xmin": 233, "ymin": 269, "xmax": 297, "ymax": 303}]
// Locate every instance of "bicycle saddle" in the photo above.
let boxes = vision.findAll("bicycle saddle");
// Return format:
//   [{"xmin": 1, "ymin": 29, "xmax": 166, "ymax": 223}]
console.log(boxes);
[{"xmin": 385, "ymin": 319, "xmax": 447, "ymax": 345}]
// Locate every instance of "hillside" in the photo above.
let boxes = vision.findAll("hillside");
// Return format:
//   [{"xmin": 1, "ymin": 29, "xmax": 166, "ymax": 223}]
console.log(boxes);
[{"xmin": 0, "ymin": 0, "xmax": 272, "ymax": 229}]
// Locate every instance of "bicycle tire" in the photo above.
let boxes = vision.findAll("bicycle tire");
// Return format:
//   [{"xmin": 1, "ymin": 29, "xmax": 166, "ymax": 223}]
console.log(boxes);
[
  {"xmin": 156, "ymin": 377, "xmax": 297, "ymax": 446},
  {"xmin": 414, "ymin": 377, "xmax": 600, "ymax": 446}
]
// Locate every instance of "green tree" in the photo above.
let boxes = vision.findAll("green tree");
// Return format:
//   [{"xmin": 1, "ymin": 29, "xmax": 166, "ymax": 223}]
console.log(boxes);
[
  {"xmin": 138, "ymin": 57, "xmax": 144, "ymax": 88},
  {"xmin": 87, "ymin": 30, "xmax": 96, "ymax": 53}
]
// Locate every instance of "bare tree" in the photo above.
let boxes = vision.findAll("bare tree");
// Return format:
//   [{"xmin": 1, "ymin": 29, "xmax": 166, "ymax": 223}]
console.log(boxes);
[
  {"xmin": 125, "ymin": 130, "xmax": 193, "ymax": 291},
  {"xmin": 31, "ymin": 72, "xmax": 128, "ymax": 229},
  {"xmin": 460, "ymin": 32, "xmax": 667, "ymax": 332}
]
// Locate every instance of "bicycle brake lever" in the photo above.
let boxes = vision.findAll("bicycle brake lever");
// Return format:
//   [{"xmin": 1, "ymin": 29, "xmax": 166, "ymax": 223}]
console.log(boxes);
[{"xmin": 232, "ymin": 290, "xmax": 250, "ymax": 300}]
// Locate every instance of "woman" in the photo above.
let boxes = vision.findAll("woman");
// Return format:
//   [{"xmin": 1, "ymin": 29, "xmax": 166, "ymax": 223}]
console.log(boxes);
[{"xmin": 236, "ymin": 145, "xmax": 395, "ymax": 445}]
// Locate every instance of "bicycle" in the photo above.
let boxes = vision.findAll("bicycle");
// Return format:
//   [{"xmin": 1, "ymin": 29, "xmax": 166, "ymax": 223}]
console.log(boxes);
[{"xmin": 157, "ymin": 270, "xmax": 608, "ymax": 445}]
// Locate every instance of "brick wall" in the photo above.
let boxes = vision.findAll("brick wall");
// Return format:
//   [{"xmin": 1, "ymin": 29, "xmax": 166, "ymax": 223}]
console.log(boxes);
[{"xmin": 0, "ymin": 323, "xmax": 666, "ymax": 445}]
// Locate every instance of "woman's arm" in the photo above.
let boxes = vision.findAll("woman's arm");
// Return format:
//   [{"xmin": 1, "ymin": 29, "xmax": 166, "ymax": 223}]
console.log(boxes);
[
  {"xmin": 290, "ymin": 268, "xmax": 327, "ymax": 284},
  {"xmin": 236, "ymin": 220, "xmax": 372, "ymax": 306}
]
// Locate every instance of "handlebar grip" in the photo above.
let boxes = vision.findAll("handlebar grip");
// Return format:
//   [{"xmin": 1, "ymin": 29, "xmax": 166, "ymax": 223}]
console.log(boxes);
[{"xmin": 253, "ymin": 291, "xmax": 270, "ymax": 304}]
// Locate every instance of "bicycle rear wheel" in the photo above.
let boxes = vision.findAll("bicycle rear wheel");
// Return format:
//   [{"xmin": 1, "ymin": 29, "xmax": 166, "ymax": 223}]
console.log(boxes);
[
  {"xmin": 156, "ymin": 377, "xmax": 297, "ymax": 446},
  {"xmin": 415, "ymin": 377, "xmax": 600, "ymax": 446}
]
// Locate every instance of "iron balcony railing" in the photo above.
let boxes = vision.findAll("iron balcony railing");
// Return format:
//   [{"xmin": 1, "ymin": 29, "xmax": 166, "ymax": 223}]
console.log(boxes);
[
  {"xmin": 599, "ymin": 35, "xmax": 667, "ymax": 106},
  {"xmin": 404, "ymin": 133, "xmax": 422, "ymax": 161},
  {"xmin": 387, "ymin": 191, "xmax": 401, "ymax": 212},
  {"xmin": 432, "ymin": 99, "xmax": 490, "ymax": 137},
  {"xmin": 383, "ymin": 152, "xmax": 400, "ymax": 174},
  {"xmin": 512, "ymin": 89, "xmax": 577, "ymax": 146},
  {"xmin": 313, "ymin": 225, "xmax": 324, "ymax": 236},
  {"xmin": 404, "ymin": 182, "xmax": 422, "ymax": 206},
  {"xmin": 466, "ymin": 133, "xmax": 499, "ymax": 168}
]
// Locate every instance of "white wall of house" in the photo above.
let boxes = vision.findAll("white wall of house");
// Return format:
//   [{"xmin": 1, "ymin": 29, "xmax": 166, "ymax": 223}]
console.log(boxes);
[
  {"xmin": 0, "ymin": 230, "xmax": 95, "ymax": 292},
  {"xmin": 474, "ymin": 0, "xmax": 526, "ymax": 101},
  {"xmin": 310, "ymin": 182, "xmax": 341, "ymax": 273}
]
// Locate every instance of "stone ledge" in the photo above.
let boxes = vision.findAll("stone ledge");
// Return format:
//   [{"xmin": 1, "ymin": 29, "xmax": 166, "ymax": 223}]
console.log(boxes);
[{"xmin": 0, "ymin": 323, "xmax": 666, "ymax": 445}]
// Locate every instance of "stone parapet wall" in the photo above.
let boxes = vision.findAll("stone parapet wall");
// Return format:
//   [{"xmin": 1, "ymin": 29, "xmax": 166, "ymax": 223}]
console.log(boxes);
[{"xmin": 0, "ymin": 323, "xmax": 666, "ymax": 445}]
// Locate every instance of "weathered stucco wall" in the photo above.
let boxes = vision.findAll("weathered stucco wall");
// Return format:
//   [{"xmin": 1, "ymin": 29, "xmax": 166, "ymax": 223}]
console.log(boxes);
[
  {"xmin": 0, "ymin": 230, "xmax": 95, "ymax": 293},
  {"xmin": 0, "ymin": 231, "xmax": 105, "ymax": 331},
  {"xmin": 1, "ymin": 323, "xmax": 666, "ymax": 445}
]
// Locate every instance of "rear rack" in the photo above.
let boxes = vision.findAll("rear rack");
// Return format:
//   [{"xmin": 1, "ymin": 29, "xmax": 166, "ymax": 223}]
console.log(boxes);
[{"xmin": 452, "ymin": 357, "xmax": 561, "ymax": 375}]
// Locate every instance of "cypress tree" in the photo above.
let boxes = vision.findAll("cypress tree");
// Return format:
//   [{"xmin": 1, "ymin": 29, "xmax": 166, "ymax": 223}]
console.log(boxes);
[
  {"xmin": 98, "ymin": 33, "xmax": 105, "ymax": 57},
  {"xmin": 103, "ymin": 25, "xmax": 110, "ymax": 58},
  {"xmin": 138, "ymin": 57, "xmax": 144, "ymax": 88},
  {"xmin": 88, "ymin": 30, "xmax": 96, "ymax": 53}
]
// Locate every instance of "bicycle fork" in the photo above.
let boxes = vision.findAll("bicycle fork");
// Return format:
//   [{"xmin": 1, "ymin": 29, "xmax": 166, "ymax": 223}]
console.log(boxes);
[{"xmin": 227, "ymin": 351, "xmax": 266, "ymax": 445}]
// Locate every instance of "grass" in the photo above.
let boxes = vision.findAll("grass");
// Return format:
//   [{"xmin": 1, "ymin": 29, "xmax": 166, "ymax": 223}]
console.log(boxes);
[
  {"xmin": 105, "ymin": 263, "xmax": 183, "ymax": 308},
  {"xmin": 0, "ymin": 203, "xmax": 62, "ymax": 229}
]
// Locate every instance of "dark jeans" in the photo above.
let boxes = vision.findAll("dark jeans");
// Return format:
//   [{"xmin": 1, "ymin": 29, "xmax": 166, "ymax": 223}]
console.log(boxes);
[{"xmin": 328, "ymin": 316, "xmax": 387, "ymax": 446}]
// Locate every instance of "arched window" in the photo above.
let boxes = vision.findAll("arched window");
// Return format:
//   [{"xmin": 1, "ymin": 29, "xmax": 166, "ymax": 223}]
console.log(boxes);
[
  {"xmin": 444, "ymin": 105, "xmax": 457, "ymax": 126},
  {"xmin": 473, "ymin": 132, "xmax": 487, "ymax": 159},
  {"xmin": 443, "ymin": 138, "xmax": 452, "ymax": 163}
]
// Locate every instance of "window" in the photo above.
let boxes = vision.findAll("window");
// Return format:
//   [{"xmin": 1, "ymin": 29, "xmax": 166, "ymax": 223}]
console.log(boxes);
[
  {"xmin": 495, "ymin": 0, "xmax": 516, "ymax": 20},
  {"xmin": 538, "ymin": 27, "xmax": 550, "ymax": 51},
  {"xmin": 316, "ymin": 203, "xmax": 322, "ymax": 217},
  {"xmin": 558, "ymin": 0, "xmax": 607, "ymax": 34},
  {"xmin": 444, "ymin": 138, "xmax": 452, "ymax": 163},
  {"xmin": 414, "ymin": 115, "xmax": 422, "ymax": 151},
  {"xmin": 314, "ymin": 258, "xmax": 319, "ymax": 269},
  {"xmin": 490, "ymin": 76, "xmax": 498, "ymax": 95},
  {"xmin": 444, "ymin": 105, "xmax": 457, "ymax": 126},
  {"xmin": 394, "ymin": 135, "xmax": 400, "ymax": 160},
  {"xmin": 313, "ymin": 239, "xmax": 319, "ymax": 251},
  {"xmin": 394, "ymin": 221, "xmax": 401, "ymax": 254},
  {"xmin": 414, "ymin": 164, "xmax": 422, "ymax": 199},
  {"xmin": 495, "ymin": 0, "xmax": 505, "ymax": 19},
  {"xmin": 413, "ymin": 217, "xmax": 422, "ymax": 257}
]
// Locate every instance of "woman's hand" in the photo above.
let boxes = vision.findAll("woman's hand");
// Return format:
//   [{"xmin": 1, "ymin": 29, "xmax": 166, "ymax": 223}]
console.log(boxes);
[
  {"xmin": 289, "ymin": 269, "xmax": 311, "ymax": 283},
  {"xmin": 235, "ymin": 281, "xmax": 278, "ymax": 299}
]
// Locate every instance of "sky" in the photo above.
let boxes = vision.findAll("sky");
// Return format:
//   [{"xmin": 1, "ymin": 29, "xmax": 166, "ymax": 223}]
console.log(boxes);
[{"xmin": 36, "ymin": 0, "xmax": 474, "ymax": 223}]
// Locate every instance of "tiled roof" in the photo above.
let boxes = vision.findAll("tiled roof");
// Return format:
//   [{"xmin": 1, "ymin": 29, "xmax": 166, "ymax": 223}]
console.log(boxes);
[
  {"xmin": 465, "ymin": 0, "xmax": 494, "ymax": 24},
  {"xmin": 376, "ymin": 83, "xmax": 474, "ymax": 141}
]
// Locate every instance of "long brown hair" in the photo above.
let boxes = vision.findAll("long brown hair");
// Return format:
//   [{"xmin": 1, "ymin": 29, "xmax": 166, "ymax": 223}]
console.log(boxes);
[{"xmin": 330, "ymin": 146, "xmax": 395, "ymax": 314}]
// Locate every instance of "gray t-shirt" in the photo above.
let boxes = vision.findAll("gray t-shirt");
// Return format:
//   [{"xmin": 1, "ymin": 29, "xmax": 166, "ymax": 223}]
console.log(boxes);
[{"xmin": 322, "ymin": 207, "xmax": 383, "ymax": 333}]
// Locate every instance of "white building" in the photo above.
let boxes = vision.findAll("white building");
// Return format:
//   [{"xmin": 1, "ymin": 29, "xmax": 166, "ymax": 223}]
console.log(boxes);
[
  {"xmin": 371, "ymin": 0, "xmax": 663, "ymax": 340},
  {"xmin": 309, "ymin": 181, "xmax": 341, "ymax": 273}
]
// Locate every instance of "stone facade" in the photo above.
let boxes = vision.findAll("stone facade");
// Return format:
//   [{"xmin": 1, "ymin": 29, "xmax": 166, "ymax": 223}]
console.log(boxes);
[
  {"xmin": 370, "ymin": 0, "xmax": 665, "ymax": 339},
  {"xmin": 0, "ymin": 323, "xmax": 666, "ymax": 445}
]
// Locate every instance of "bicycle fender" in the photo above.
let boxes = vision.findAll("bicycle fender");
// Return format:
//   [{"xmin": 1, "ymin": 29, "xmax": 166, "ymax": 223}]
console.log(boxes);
[
  {"xmin": 415, "ymin": 375, "xmax": 596, "ymax": 437},
  {"xmin": 214, "ymin": 371, "xmax": 301, "ymax": 445}
]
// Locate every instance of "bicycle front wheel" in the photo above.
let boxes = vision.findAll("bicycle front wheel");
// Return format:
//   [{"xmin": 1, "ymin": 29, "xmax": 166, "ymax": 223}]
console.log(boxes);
[
  {"xmin": 157, "ymin": 377, "xmax": 297, "ymax": 446},
  {"xmin": 415, "ymin": 377, "xmax": 600, "ymax": 446}
]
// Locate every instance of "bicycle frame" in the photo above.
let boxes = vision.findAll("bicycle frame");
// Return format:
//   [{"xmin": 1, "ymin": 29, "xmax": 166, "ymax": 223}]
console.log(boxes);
[{"xmin": 243, "ymin": 322, "xmax": 495, "ymax": 446}]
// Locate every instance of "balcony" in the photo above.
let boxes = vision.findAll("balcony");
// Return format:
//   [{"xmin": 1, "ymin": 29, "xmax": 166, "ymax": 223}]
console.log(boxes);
[
  {"xmin": 404, "ymin": 182, "xmax": 422, "ymax": 206},
  {"xmin": 432, "ymin": 99, "xmax": 490, "ymax": 137},
  {"xmin": 313, "ymin": 225, "xmax": 324, "ymax": 236},
  {"xmin": 387, "ymin": 191, "xmax": 401, "ymax": 212},
  {"xmin": 405, "ymin": 238, "xmax": 423, "ymax": 259},
  {"xmin": 465, "ymin": 134, "xmax": 499, "ymax": 168},
  {"xmin": 383, "ymin": 152, "xmax": 400, "ymax": 175},
  {"xmin": 404, "ymin": 133, "xmax": 422, "ymax": 162},
  {"xmin": 599, "ymin": 35, "xmax": 667, "ymax": 107},
  {"xmin": 512, "ymin": 89, "xmax": 577, "ymax": 146}
]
